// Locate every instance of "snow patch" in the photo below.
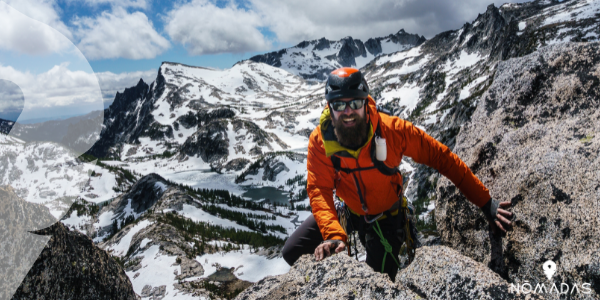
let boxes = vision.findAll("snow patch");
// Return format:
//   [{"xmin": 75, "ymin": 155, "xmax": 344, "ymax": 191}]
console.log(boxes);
[
  {"xmin": 126, "ymin": 245, "xmax": 199, "ymax": 300},
  {"xmin": 196, "ymin": 248, "xmax": 290, "ymax": 282},
  {"xmin": 107, "ymin": 220, "xmax": 154, "ymax": 257},
  {"xmin": 155, "ymin": 182, "xmax": 168, "ymax": 193},
  {"xmin": 97, "ymin": 211, "xmax": 115, "ymax": 228},
  {"xmin": 140, "ymin": 238, "xmax": 152, "ymax": 248},
  {"xmin": 61, "ymin": 211, "xmax": 91, "ymax": 234}
]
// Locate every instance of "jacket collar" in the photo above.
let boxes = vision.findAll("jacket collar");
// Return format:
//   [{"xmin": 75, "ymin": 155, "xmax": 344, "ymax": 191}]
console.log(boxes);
[{"xmin": 319, "ymin": 96, "xmax": 379, "ymax": 159}]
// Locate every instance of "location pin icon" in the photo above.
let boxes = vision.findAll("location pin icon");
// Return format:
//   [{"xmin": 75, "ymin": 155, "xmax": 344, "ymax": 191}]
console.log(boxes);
[{"xmin": 543, "ymin": 260, "xmax": 557, "ymax": 280}]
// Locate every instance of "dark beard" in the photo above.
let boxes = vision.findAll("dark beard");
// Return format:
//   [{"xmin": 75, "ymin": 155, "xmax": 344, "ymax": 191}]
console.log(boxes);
[{"xmin": 332, "ymin": 112, "xmax": 368, "ymax": 150}]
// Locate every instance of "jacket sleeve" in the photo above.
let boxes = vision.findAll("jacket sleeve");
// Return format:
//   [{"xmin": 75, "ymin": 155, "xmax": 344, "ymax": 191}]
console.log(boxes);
[
  {"xmin": 396, "ymin": 120, "xmax": 490, "ymax": 207},
  {"xmin": 306, "ymin": 129, "xmax": 347, "ymax": 242}
]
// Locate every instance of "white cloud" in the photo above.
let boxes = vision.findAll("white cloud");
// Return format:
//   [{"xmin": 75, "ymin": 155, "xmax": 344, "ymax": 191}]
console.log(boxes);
[
  {"xmin": 164, "ymin": 0, "xmax": 270, "ymax": 55},
  {"xmin": 0, "ymin": 63, "xmax": 104, "ymax": 120},
  {"xmin": 0, "ymin": 0, "xmax": 73, "ymax": 54},
  {"xmin": 248, "ymin": 0, "xmax": 528, "ymax": 41},
  {"xmin": 81, "ymin": 0, "xmax": 149, "ymax": 9},
  {"xmin": 95, "ymin": 69, "xmax": 157, "ymax": 104},
  {"xmin": 73, "ymin": 7, "xmax": 170, "ymax": 60}
]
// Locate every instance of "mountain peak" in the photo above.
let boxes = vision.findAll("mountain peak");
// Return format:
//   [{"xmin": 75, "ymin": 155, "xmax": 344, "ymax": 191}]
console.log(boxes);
[{"xmin": 247, "ymin": 29, "xmax": 426, "ymax": 80}]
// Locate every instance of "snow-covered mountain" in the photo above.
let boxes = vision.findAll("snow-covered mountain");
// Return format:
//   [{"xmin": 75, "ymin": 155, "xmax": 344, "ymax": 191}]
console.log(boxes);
[
  {"xmin": 2, "ymin": 0, "xmax": 596, "ymax": 298},
  {"xmin": 4, "ymin": 110, "xmax": 103, "ymax": 155},
  {"xmin": 88, "ymin": 61, "xmax": 321, "ymax": 164},
  {"xmin": 248, "ymin": 29, "xmax": 426, "ymax": 81},
  {"xmin": 359, "ymin": 0, "xmax": 600, "ymax": 216},
  {"xmin": 60, "ymin": 172, "xmax": 303, "ymax": 299},
  {"xmin": 0, "ymin": 134, "xmax": 96, "ymax": 222}
]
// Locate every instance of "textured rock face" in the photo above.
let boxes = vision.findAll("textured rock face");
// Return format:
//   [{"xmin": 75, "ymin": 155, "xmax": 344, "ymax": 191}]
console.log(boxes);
[
  {"xmin": 0, "ymin": 186, "xmax": 56, "ymax": 299},
  {"xmin": 93, "ymin": 173, "xmax": 168, "ymax": 236},
  {"xmin": 237, "ymin": 245, "xmax": 543, "ymax": 300},
  {"xmin": 234, "ymin": 254, "xmax": 419, "ymax": 300},
  {"xmin": 262, "ymin": 162, "xmax": 289, "ymax": 182},
  {"xmin": 87, "ymin": 79, "xmax": 154, "ymax": 158},
  {"xmin": 176, "ymin": 257, "xmax": 204, "ymax": 280},
  {"xmin": 436, "ymin": 42, "xmax": 600, "ymax": 299},
  {"xmin": 224, "ymin": 158, "xmax": 251, "ymax": 171},
  {"xmin": 114, "ymin": 173, "xmax": 169, "ymax": 215},
  {"xmin": 397, "ymin": 246, "xmax": 543, "ymax": 300},
  {"xmin": 235, "ymin": 152, "xmax": 306, "ymax": 184},
  {"xmin": 181, "ymin": 120, "xmax": 229, "ymax": 163},
  {"xmin": 11, "ymin": 222, "xmax": 137, "ymax": 300}
]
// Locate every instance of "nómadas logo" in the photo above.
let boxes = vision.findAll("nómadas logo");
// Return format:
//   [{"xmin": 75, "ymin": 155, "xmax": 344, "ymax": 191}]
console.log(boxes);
[{"xmin": 510, "ymin": 260, "xmax": 592, "ymax": 296}]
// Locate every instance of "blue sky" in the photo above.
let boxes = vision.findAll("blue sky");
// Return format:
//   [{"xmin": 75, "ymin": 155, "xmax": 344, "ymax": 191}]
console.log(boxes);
[
  {"xmin": 0, "ymin": 0, "xmax": 528, "ymax": 121},
  {"xmin": 54, "ymin": 0, "xmax": 283, "ymax": 73}
]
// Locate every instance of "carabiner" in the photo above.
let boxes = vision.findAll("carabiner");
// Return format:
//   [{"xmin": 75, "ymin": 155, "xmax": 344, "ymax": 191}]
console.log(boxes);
[{"xmin": 364, "ymin": 213, "xmax": 383, "ymax": 224}]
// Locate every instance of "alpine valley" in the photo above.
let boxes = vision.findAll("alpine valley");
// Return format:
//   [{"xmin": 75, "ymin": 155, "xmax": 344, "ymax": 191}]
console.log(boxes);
[{"xmin": 2, "ymin": 0, "xmax": 599, "ymax": 299}]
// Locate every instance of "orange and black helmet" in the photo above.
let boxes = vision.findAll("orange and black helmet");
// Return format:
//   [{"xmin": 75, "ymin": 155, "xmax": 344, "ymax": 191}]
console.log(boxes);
[{"xmin": 325, "ymin": 67, "xmax": 369, "ymax": 102}]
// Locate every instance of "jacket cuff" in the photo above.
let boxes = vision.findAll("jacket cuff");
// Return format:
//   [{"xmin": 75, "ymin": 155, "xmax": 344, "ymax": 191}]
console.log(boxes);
[
  {"xmin": 480, "ymin": 198, "xmax": 499, "ymax": 221},
  {"xmin": 325, "ymin": 234, "xmax": 346, "ymax": 243}
]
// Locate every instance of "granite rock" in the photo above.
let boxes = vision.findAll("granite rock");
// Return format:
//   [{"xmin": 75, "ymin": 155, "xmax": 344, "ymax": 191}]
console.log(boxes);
[
  {"xmin": 436, "ymin": 42, "xmax": 600, "ymax": 299},
  {"xmin": 234, "ymin": 253, "xmax": 419, "ymax": 300}
]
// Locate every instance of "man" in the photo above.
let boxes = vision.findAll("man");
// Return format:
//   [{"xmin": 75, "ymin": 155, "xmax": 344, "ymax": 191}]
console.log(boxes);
[{"xmin": 282, "ymin": 67, "xmax": 513, "ymax": 281}]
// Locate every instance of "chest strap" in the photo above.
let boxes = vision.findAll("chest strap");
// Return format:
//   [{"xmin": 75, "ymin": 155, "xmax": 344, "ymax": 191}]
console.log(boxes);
[{"xmin": 330, "ymin": 122, "xmax": 400, "ymax": 176}]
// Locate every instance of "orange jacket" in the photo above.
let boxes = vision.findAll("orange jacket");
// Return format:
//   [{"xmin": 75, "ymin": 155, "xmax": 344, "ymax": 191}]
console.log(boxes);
[{"xmin": 307, "ymin": 96, "xmax": 490, "ymax": 242}]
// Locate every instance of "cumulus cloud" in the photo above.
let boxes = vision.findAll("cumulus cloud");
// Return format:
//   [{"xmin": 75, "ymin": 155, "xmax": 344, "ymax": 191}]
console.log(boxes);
[
  {"xmin": 0, "ymin": 63, "xmax": 103, "ymax": 120},
  {"xmin": 164, "ymin": 0, "xmax": 270, "ymax": 55},
  {"xmin": 0, "ymin": 0, "xmax": 73, "ymax": 54},
  {"xmin": 73, "ymin": 7, "xmax": 170, "ymax": 60},
  {"xmin": 248, "ymin": 0, "xmax": 525, "ymax": 41},
  {"xmin": 80, "ymin": 0, "xmax": 149, "ymax": 9},
  {"xmin": 95, "ymin": 69, "xmax": 157, "ymax": 105}
]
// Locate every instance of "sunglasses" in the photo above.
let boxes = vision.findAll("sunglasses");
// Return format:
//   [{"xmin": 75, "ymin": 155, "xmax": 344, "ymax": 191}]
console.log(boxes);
[{"xmin": 329, "ymin": 99, "xmax": 366, "ymax": 112}]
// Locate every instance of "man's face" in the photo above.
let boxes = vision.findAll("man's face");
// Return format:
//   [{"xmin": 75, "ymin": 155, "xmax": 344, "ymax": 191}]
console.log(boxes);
[{"xmin": 329, "ymin": 98, "xmax": 368, "ymax": 149}]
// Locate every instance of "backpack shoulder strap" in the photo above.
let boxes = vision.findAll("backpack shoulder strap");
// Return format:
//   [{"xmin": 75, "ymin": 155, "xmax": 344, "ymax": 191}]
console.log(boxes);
[
  {"xmin": 331, "ymin": 155, "xmax": 341, "ymax": 172},
  {"xmin": 331, "ymin": 154, "xmax": 376, "ymax": 174}
]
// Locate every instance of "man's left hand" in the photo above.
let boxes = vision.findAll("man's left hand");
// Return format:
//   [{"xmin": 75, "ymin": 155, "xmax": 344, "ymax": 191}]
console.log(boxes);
[{"xmin": 481, "ymin": 198, "xmax": 513, "ymax": 235}]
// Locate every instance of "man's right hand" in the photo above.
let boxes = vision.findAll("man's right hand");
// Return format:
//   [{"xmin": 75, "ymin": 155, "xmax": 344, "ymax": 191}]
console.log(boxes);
[{"xmin": 314, "ymin": 240, "xmax": 346, "ymax": 261}]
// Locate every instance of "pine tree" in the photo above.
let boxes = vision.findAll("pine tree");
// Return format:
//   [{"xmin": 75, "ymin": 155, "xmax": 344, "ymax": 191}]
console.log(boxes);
[{"xmin": 112, "ymin": 219, "xmax": 118, "ymax": 235}]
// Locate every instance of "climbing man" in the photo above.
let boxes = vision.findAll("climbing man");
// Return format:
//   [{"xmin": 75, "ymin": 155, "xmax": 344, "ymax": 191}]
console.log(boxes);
[{"xmin": 281, "ymin": 67, "xmax": 513, "ymax": 281}]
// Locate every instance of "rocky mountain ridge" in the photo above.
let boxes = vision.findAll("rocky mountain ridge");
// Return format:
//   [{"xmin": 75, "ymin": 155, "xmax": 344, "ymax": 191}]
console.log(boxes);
[
  {"xmin": 12, "ymin": 221, "xmax": 138, "ymax": 300},
  {"xmin": 248, "ymin": 29, "xmax": 426, "ymax": 81}
]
